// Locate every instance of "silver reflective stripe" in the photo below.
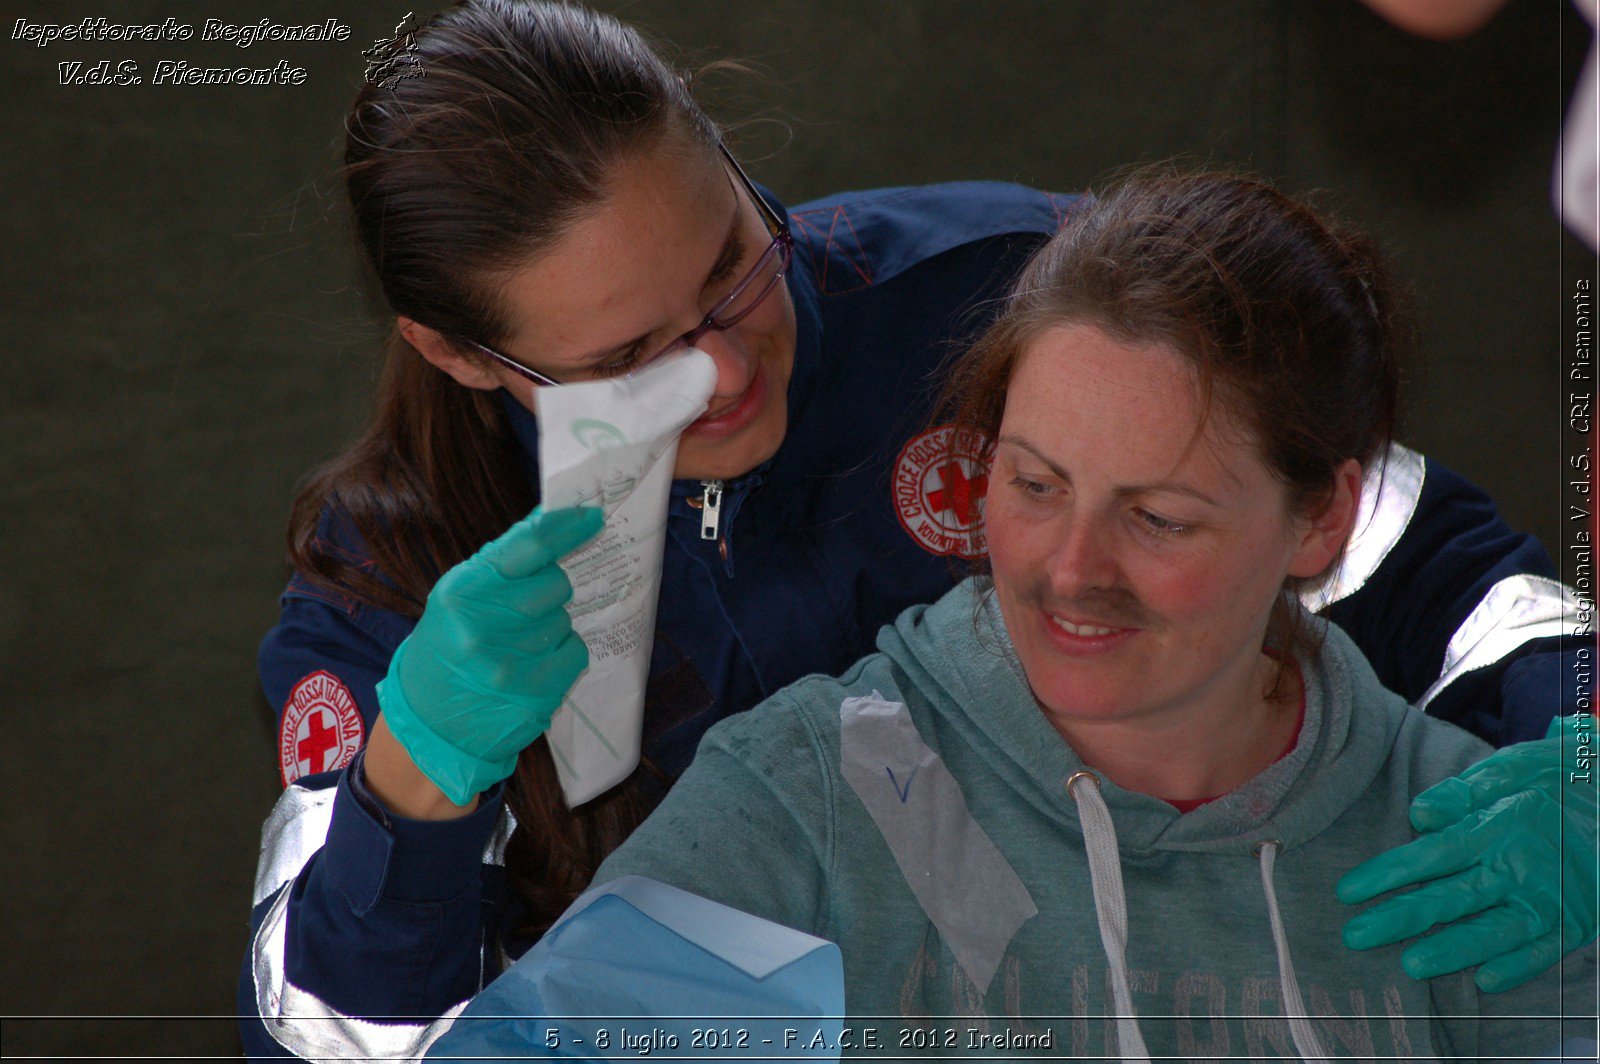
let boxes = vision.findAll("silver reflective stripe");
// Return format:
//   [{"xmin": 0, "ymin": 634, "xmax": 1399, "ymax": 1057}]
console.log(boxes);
[
  {"xmin": 1300, "ymin": 442, "xmax": 1426, "ymax": 613},
  {"xmin": 1417, "ymin": 574, "xmax": 1585, "ymax": 710},
  {"xmin": 485, "ymin": 805, "xmax": 517, "ymax": 866},
  {"xmin": 251, "ymin": 884, "xmax": 468, "ymax": 1064},
  {"xmin": 249, "ymin": 781, "xmax": 518, "ymax": 1059},
  {"xmin": 253, "ymin": 784, "xmax": 336, "ymax": 907},
  {"xmin": 839, "ymin": 692, "xmax": 1037, "ymax": 996},
  {"xmin": 252, "ymin": 782, "xmax": 517, "ymax": 908}
]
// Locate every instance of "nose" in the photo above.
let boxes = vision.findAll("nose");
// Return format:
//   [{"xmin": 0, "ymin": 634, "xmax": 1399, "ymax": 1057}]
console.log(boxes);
[
  {"xmin": 1045, "ymin": 510, "xmax": 1120, "ymax": 599},
  {"xmin": 694, "ymin": 327, "xmax": 756, "ymax": 399}
]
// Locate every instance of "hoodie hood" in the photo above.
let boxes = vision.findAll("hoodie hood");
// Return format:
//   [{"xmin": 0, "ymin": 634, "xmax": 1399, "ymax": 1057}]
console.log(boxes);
[{"xmin": 873, "ymin": 577, "xmax": 1409, "ymax": 856}]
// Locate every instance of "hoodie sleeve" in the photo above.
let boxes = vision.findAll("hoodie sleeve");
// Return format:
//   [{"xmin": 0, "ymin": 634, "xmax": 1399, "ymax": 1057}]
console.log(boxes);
[{"xmin": 591, "ymin": 692, "xmax": 835, "ymax": 938}]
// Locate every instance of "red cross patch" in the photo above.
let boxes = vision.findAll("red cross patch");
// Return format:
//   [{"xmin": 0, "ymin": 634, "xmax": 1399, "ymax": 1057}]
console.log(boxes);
[
  {"xmin": 278, "ymin": 670, "xmax": 365, "ymax": 787},
  {"xmin": 892, "ymin": 425, "xmax": 989, "ymax": 560}
]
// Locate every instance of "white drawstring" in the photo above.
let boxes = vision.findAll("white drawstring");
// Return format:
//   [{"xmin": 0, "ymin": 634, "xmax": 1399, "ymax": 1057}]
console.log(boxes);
[
  {"xmin": 1256, "ymin": 840, "xmax": 1332, "ymax": 1063},
  {"xmin": 1066, "ymin": 772, "xmax": 1151, "ymax": 1064},
  {"xmin": 1066, "ymin": 773, "xmax": 1331, "ymax": 1063}
]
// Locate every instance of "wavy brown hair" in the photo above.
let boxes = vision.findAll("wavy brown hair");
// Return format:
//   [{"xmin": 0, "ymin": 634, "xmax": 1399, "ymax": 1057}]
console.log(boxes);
[
  {"xmin": 938, "ymin": 169, "xmax": 1409, "ymax": 691},
  {"xmin": 287, "ymin": 0, "xmax": 721, "ymax": 936}
]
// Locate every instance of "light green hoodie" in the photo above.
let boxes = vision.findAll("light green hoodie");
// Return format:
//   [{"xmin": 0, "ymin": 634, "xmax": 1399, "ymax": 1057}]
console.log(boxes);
[{"xmin": 597, "ymin": 578, "xmax": 1594, "ymax": 1060}]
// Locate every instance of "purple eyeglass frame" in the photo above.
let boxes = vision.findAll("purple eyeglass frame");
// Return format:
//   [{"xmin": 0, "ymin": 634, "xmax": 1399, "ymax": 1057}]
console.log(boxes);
[{"xmin": 465, "ymin": 143, "xmax": 793, "ymax": 387}]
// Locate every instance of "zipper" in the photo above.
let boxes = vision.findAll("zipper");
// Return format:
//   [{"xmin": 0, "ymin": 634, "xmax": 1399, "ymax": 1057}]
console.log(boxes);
[{"xmin": 699, "ymin": 479, "xmax": 724, "ymax": 541}]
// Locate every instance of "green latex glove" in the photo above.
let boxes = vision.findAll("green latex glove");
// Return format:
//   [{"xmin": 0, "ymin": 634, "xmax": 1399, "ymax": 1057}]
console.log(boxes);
[
  {"xmin": 375, "ymin": 505, "xmax": 604, "ymax": 806},
  {"xmin": 1338, "ymin": 714, "xmax": 1599, "ymax": 992}
]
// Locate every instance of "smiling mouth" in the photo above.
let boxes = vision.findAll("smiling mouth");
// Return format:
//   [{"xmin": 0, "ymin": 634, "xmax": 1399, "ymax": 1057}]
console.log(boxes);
[
  {"xmin": 1048, "ymin": 615, "xmax": 1124, "ymax": 637},
  {"xmin": 686, "ymin": 363, "xmax": 766, "ymax": 436}
]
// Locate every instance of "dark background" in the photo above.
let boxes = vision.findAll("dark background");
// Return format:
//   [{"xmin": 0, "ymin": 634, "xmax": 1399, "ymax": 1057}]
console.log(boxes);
[{"xmin": 0, "ymin": 0, "xmax": 1590, "ymax": 1056}]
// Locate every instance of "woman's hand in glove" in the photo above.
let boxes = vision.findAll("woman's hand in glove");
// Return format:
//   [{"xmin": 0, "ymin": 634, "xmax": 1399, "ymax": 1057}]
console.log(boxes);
[
  {"xmin": 1337, "ymin": 714, "xmax": 1599, "ymax": 992},
  {"xmin": 373, "ymin": 505, "xmax": 604, "ymax": 808}
]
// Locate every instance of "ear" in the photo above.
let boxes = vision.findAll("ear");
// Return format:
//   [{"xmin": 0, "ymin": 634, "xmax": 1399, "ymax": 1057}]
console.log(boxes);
[
  {"xmin": 1287, "ymin": 458, "xmax": 1364, "ymax": 580},
  {"xmin": 397, "ymin": 317, "xmax": 502, "ymax": 391}
]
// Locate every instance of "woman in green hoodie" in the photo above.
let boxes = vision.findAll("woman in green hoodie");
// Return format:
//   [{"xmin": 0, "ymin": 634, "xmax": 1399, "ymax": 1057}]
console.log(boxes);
[{"xmin": 440, "ymin": 170, "xmax": 1596, "ymax": 1061}]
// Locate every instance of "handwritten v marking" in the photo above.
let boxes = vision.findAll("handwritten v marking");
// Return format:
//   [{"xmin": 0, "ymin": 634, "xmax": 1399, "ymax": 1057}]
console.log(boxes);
[{"xmin": 885, "ymin": 765, "xmax": 919, "ymax": 803}]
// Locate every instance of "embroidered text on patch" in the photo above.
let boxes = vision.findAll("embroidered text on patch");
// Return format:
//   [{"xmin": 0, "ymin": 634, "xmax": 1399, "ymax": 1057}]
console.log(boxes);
[
  {"xmin": 893, "ymin": 425, "xmax": 988, "ymax": 560},
  {"xmin": 279, "ymin": 670, "xmax": 365, "ymax": 786}
]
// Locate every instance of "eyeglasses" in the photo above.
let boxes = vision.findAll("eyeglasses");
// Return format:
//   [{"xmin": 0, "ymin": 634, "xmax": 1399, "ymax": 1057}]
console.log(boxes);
[{"xmin": 465, "ymin": 143, "xmax": 794, "ymax": 387}]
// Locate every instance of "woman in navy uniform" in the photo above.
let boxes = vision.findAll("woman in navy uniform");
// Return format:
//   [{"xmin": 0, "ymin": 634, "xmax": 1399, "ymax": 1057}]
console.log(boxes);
[{"xmin": 243, "ymin": 2, "xmax": 1591, "ymax": 1059}]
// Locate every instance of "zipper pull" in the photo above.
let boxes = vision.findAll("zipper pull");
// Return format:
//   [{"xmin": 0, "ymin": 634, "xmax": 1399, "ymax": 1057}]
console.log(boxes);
[{"xmin": 699, "ymin": 480, "xmax": 724, "ymax": 541}]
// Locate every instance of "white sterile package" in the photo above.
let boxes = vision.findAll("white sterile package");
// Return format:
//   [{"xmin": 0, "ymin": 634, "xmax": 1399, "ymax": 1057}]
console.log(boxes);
[{"xmin": 535, "ymin": 350, "xmax": 717, "ymax": 806}]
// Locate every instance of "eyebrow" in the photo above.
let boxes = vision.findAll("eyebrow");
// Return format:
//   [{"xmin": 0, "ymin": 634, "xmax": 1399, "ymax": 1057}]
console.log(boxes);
[
  {"xmin": 996, "ymin": 433, "xmax": 1223, "ymax": 507},
  {"xmin": 572, "ymin": 198, "xmax": 745, "ymax": 368}
]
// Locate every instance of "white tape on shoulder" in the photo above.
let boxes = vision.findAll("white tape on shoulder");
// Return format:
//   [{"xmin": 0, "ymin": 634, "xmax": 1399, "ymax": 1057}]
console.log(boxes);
[{"xmin": 839, "ymin": 692, "xmax": 1037, "ymax": 996}]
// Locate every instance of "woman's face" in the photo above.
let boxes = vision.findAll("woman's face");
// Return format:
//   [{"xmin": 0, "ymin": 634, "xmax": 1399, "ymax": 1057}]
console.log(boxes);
[
  {"xmin": 984, "ymin": 324, "xmax": 1350, "ymax": 734},
  {"xmin": 481, "ymin": 136, "xmax": 797, "ymax": 481}
]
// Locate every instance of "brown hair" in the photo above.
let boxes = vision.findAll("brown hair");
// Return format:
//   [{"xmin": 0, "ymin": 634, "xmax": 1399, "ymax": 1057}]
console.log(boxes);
[
  {"xmin": 286, "ymin": 0, "xmax": 719, "ymax": 935},
  {"xmin": 939, "ymin": 168, "xmax": 1407, "ymax": 683}
]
